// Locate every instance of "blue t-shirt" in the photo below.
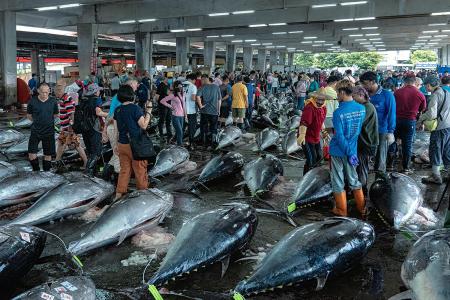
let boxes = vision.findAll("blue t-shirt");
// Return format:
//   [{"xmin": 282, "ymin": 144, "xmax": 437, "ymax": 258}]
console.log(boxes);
[
  {"xmin": 113, "ymin": 103, "xmax": 144, "ymax": 144},
  {"xmin": 442, "ymin": 85, "xmax": 450, "ymax": 93},
  {"xmin": 227, "ymin": 84, "xmax": 233, "ymax": 107},
  {"xmin": 108, "ymin": 95, "xmax": 121, "ymax": 118},
  {"xmin": 370, "ymin": 87, "xmax": 396, "ymax": 134},
  {"xmin": 246, "ymin": 83, "xmax": 255, "ymax": 107}
]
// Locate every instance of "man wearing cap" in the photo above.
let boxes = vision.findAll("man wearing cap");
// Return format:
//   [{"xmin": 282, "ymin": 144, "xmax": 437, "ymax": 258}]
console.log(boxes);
[
  {"xmin": 418, "ymin": 75, "xmax": 450, "ymax": 184},
  {"xmin": 79, "ymin": 83, "xmax": 108, "ymax": 176},
  {"xmin": 297, "ymin": 87, "xmax": 329, "ymax": 174},
  {"xmin": 391, "ymin": 74, "xmax": 426, "ymax": 173}
]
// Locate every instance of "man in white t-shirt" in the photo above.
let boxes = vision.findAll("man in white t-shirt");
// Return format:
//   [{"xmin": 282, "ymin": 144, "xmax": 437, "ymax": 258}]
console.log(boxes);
[{"xmin": 183, "ymin": 73, "xmax": 201, "ymax": 149}]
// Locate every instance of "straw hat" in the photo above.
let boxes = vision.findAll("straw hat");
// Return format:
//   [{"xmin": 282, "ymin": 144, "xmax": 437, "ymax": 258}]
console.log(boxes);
[{"xmin": 310, "ymin": 87, "xmax": 336, "ymax": 100}]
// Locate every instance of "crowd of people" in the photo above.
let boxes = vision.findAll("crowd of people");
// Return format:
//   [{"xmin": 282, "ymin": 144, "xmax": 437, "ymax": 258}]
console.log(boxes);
[{"xmin": 24, "ymin": 67, "xmax": 450, "ymax": 220}]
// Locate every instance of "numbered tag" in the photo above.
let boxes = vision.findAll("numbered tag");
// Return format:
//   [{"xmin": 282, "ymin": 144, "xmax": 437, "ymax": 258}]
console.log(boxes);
[
  {"xmin": 20, "ymin": 232, "xmax": 30, "ymax": 243},
  {"xmin": 60, "ymin": 281, "xmax": 78, "ymax": 292},
  {"xmin": 60, "ymin": 293, "xmax": 73, "ymax": 300},
  {"xmin": 40, "ymin": 292, "xmax": 55, "ymax": 300}
]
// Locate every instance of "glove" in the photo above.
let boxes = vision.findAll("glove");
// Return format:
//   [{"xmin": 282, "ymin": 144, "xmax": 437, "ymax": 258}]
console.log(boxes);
[
  {"xmin": 348, "ymin": 155, "xmax": 359, "ymax": 166},
  {"xmin": 386, "ymin": 133, "xmax": 395, "ymax": 145},
  {"xmin": 321, "ymin": 130, "xmax": 330, "ymax": 142},
  {"xmin": 297, "ymin": 125, "xmax": 307, "ymax": 146}
]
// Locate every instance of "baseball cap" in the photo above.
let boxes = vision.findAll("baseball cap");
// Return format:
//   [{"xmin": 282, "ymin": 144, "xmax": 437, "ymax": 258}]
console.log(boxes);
[{"xmin": 84, "ymin": 83, "xmax": 103, "ymax": 96}]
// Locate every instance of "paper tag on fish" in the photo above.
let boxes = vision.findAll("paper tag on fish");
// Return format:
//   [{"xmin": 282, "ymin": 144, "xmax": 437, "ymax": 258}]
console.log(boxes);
[
  {"xmin": 60, "ymin": 281, "xmax": 78, "ymax": 291},
  {"xmin": 54, "ymin": 286, "xmax": 67, "ymax": 293},
  {"xmin": 20, "ymin": 232, "xmax": 30, "ymax": 243},
  {"xmin": 60, "ymin": 293, "xmax": 73, "ymax": 300},
  {"xmin": 40, "ymin": 293, "xmax": 55, "ymax": 300}
]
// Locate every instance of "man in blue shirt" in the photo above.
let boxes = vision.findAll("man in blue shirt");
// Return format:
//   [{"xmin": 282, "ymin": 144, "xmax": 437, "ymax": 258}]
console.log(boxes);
[
  {"xmin": 329, "ymin": 80, "xmax": 366, "ymax": 218},
  {"xmin": 244, "ymin": 76, "xmax": 255, "ymax": 130},
  {"xmin": 360, "ymin": 71, "xmax": 396, "ymax": 174},
  {"xmin": 28, "ymin": 73, "xmax": 38, "ymax": 96}
]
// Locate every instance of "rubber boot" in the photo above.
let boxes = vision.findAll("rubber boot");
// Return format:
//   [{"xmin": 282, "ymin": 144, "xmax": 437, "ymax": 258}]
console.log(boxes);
[
  {"xmin": 353, "ymin": 188, "xmax": 366, "ymax": 219},
  {"xmin": 102, "ymin": 163, "xmax": 115, "ymax": 182},
  {"xmin": 85, "ymin": 156, "xmax": 98, "ymax": 177},
  {"xmin": 30, "ymin": 158, "xmax": 40, "ymax": 171},
  {"xmin": 332, "ymin": 191, "xmax": 347, "ymax": 217},
  {"xmin": 42, "ymin": 160, "xmax": 52, "ymax": 172}
]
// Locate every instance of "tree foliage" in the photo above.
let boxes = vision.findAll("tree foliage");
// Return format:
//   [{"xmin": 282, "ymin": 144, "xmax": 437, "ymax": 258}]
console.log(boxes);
[
  {"xmin": 294, "ymin": 52, "xmax": 383, "ymax": 70},
  {"xmin": 410, "ymin": 50, "xmax": 437, "ymax": 64}
]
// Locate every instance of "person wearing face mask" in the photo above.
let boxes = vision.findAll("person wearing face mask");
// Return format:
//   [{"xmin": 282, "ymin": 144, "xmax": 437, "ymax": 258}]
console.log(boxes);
[
  {"xmin": 329, "ymin": 80, "xmax": 366, "ymax": 218},
  {"xmin": 160, "ymin": 81, "xmax": 186, "ymax": 146},
  {"xmin": 296, "ymin": 87, "xmax": 330, "ymax": 175}
]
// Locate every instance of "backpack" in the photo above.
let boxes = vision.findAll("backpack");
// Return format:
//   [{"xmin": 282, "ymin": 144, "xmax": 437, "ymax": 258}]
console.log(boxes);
[{"xmin": 72, "ymin": 98, "xmax": 97, "ymax": 134}]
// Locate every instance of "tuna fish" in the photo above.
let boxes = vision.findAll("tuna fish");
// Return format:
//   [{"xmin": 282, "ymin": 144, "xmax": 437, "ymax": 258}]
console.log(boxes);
[
  {"xmin": 243, "ymin": 154, "xmax": 284, "ymax": 196},
  {"xmin": 281, "ymin": 130, "xmax": 301, "ymax": 155},
  {"xmin": 0, "ymin": 129, "xmax": 25, "ymax": 148},
  {"xmin": 255, "ymin": 128, "xmax": 280, "ymax": 151},
  {"xmin": 369, "ymin": 172, "xmax": 423, "ymax": 229},
  {"xmin": 196, "ymin": 152, "xmax": 245, "ymax": 187},
  {"xmin": 10, "ymin": 176, "xmax": 114, "ymax": 226},
  {"xmin": 0, "ymin": 172, "xmax": 67, "ymax": 208},
  {"xmin": 216, "ymin": 126, "xmax": 242, "ymax": 150},
  {"xmin": 234, "ymin": 217, "xmax": 375, "ymax": 296},
  {"xmin": 286, "ymin": 115, "xmax": 301, "ymax": 130},
  {"xmin": 0, "ymin": 225, "xmax": 46, "ymax": 284},
  {"xmin": 10, "ymin": 118, "xmax": 32, "ymax": 129},
  {"xmin": 392, "ymin": 228, "xmax": 450, "ymax": 300},
  {"xmin": 288, "ymin": 166, "xmax": 332, "ymax": 213},
  {"xmin": 68, "ymin": 188, "xmax": 173, "ymax": 255},
  {"xmin": 149, "ymin": 146, "xmax": 190, "ymax": 177},
  {"xmin": 148, "ymin": 203, "xmax": 258, "ymax": 286},
  {"xmin": 252, "ymin": 115, "xmax": 276, "ymax": 129},
  {"xmin": 3, "ymin": 137, "xmax": 36, "ymax": 156},
  {"xmin": 11, "ymin": 276, "xmax": 96, "ymax": 300},
  {"xmin": 0, "ymin": 161, "xmax": 18, "ymax": 181}
]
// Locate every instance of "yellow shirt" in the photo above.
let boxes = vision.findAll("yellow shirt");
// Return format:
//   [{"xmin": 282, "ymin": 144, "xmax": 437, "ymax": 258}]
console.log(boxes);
[{"xmin": 231, "ymin": 82, "xmax": 248, "ymax": 109}]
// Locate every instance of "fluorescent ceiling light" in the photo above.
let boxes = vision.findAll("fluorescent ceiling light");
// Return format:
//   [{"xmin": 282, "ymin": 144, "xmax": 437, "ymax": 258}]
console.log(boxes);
[
  {"xmin": 231, "ymin": 40, "xmax": 243, "ymax": 43},
  {"xmin": 369, "ymin": 38, "xmax": 382, "ymax": 40},
  {"xmin": 170, "ymin": 29, "xmax": 185, "ymax": 32},
  {"xmin": 312, "ymin": 4, "xmax": 337, "ymax": 8},
  {"xmin": 288, "ymin": 31, "xmax": 303, "ymax": 34},
  {"xmin": 232, "ymin": 10, "xmax": 255, "ymax": 14},
  {"xmin": 434, "ymin": 34, "xmax": 448, "ymax": 37},
  {"xmin": 430, "ymin": 39, "xmax": 441, "ymax": 41},
  {"xmin": 365, "ymin": 33, "xmax": 380, "ymax": 36},
  {"xmin": 221, "ymin": 34, "xmax": 234, "ymax": 37},
  {"xmin": 442, "ymin": 29, "xmax": 450, "ymax": 32},
  {"xmin": 138, "ymin": 19, "xmax": 156, "ymax": 22},
  {"xmin": 262, "ymin": 42, "xmax": 273, "ymax": 45},
  {"xmin": 119, "ymin": 20, "xmax": 136, "ymax": 24},
  {"xmin": 207, "ymin": 35, "xmax": 220, "ymax": 38},
  {"xmin": 362, "ymin": 26, "xmax": 378, "ymax": 30},
  {"xmin": 431, "ymin": 12, "xmax": 450, "ymax": 16},
  {"xmin": 324, "ymin": 43, "xmax": 334, "ymax": 46},
  {"xmin": 272, "ymin": 32, "xmax": 287, "ymax": 35},
  {"xmin": 423, "ymin": 30, "xmax": 439, "ymax": 33},
  {"xmin": 418, "ymin": 36, "xmax": 432, "ymax": 38},
  {"xmin": 251, "ymin": 43, "xmax": 261, "ymax": 46},
  {"xmin": 266, "ymin": 46, "xmax": 275, "ymax": 48},
  {"xmin": 269, "ymin": 23, "xmax": 287, "ymax": 26},
  {"xmin": 428, "ymin": 42, "xmax": 439, "ymax": 45},
  {"xmin": 59, "ymin": 3, "xmax": 81, "ymax": 8},
  {"xmin": 335, "ymin": 18, "xmax": 353, "ymax": 22},
  {"xmin": 186, "ymin": 28, "xmax": 201, "ymax": 31},
  {"xmin": 355, "ymin": 38, "xmax": 367, "ymax": 41},
  {"xmin": 360, "ymin": 42, "xmax": 370, "ymax": 44},
  {"xmin": 372, "ymin": 41, "xmax": 383, "ymax": 44},
  {"xmin": 301, "ymin": 41, "xmax": 313, "ymax": 44},
  {"xmin": 312, "ymin": 44, "xmax": 322, "ymax": 47},
  {"xmin": 378, "ymin": 49, "xmax": 386, "ymax": 51},
  {"xmin": 249, "ymin": 24, "xmax": 267, "ymax": 27},
  {"xmin": 208, "ymin": 12, "xmax": 230, "ymax": 16},
  {"xmin": 349, "ymin": 34, "xmax": 363, "ymax": 37},
  {"xmin": 304, "ymin": 36, "xmax": 317, "ymax": 39},
  {"xmin": 17, "ymin": 25, "xmax": 76, "ymax": 37},
  {"xmin": 343, "ymin": 28, "xmax": 359, "ymax": 31},
  {"xmin": 429, "ymin": 23, "xmax": 447, "ymax": 26},
  {"xmin": 287, "ymin": 48, "xmax": 296, "ymax": 50},
  {"xmin": 276, "ymin": 45, "xmax": 286, "ymax": 48},
  {"xmin": 355, "ymin": 17, "xmax": 375, "ymax": 20},
  {"xmin": 327, "ymin": 49, "xmax": 335, "ymax": 51},
  {"xmin": 36, "ymin": 6, "xmax": 58, "ymax": 11},
  {"xmin": 341, "ymin": 1, "xmax": 368, "ymax": 5},
  {"xmin": 314, "ymin": 40, "xmax": 326, "ymax": 43},
  {"xmin": 245, "ymin": 39, "xmax": 257, "ymax": 42},
  {"xmin": 331, "ymin": 46, "xmax": 341, "ymax": 48},
  {"xmin": 305, "ymin": 51, "xmax": 312, "ymax": 53}
]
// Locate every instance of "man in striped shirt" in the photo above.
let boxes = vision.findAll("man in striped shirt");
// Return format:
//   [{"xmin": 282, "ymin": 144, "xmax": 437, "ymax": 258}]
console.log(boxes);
[{"xmin": 54, "ymin": 84, "xmax": 87, "ymax": 169}]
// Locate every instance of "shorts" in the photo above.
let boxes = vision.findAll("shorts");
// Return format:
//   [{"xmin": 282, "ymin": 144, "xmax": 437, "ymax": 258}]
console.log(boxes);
[
  {"xmin": 232, "ymin": 108, "xmax": 246, "ymax": 119},
  {"xmin": 58, "ymin": 131, "xmax": 81, "ymax": 149},
  {"xmin": 28, "ymin": 133, "xmax": 55, "ymax": 156}
]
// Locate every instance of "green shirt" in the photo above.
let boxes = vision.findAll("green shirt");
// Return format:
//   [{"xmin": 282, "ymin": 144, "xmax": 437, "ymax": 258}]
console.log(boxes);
[{"xmin": 358, "ymin": 102, "xmax": 379, "ymax": 155}]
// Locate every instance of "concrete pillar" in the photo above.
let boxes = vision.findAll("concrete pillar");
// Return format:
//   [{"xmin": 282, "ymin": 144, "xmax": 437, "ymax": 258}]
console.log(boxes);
[
  {"xmin": 279, "ymin": 52, "xmax": 286, "ymax": 65},
  {"xmin": 440, "ymin": 45, "xmax": 450, "ymax": 66},
  {"xmin": 288, "ymin": 53, "xmax": 294, "ymax": 66},
  {"xmin": 226, "ymin": 44, "xmax": 237, "ymax": 72},
  {"xmin": 77, "ymin": 23, "xmax": 98, "ymax": 80},
  {"xmin": 191, "ymin": 57, "xmax": 198, "ymax": 68},
  {"xmin": 269, "ymin": 50, "xmax": 278, "ymax": 67},
  {"xmin": 243, "ymin": 47, "xmax": 253, "ymax": 71},
  {"xmin": 257, "ymin": 49, "xmax": 267, "ymax": 72},
  {"xmin": 204, "ymin": 41, "xmax": 216, "ymax": 69},
  {"xmin": 0, "ymin": 11, "xmax": 17, "ymax": 106},
  {"xmin": 31, "ymin": 49, "xmax": 45, "ymax": 84},
  {"xmin": 176, "ymin": 37, "xmax": 189, "ymax": 71},
  {"xmin": 135, "ymin": 32, "xmax": 153, "ymax": 73}
]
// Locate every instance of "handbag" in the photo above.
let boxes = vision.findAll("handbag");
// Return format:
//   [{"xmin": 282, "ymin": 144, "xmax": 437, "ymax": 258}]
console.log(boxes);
[
  {"xmin": 424, "ymin": 90, "xmax": 447, "ymax": 131},
  {"xmin": 129, "ymin": 130, "xmax": 156, "ymax": 161}
]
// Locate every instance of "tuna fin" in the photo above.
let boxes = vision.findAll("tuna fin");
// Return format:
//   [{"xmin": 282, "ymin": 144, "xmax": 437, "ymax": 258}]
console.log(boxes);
[
  {"xmin": 315, "ymin": 272, "xmax": 329, "ymax": 291},
  {"xmin": 117, "ymin": 230, "xmax": 130, "ymax": 245},
  {"xmin": 234, "ymin": 181, "xmax": 246, "ymax": 187},
  {"xmin": 387, "ymin": 290, "xmax": 413, "ymax": 300},
  {"xmin": 221, "ymin": 255, "xmax": 230, "ymax": 278}
]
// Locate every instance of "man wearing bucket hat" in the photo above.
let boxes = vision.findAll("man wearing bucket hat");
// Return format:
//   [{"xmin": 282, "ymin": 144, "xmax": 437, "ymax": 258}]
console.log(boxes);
[{"xmin": 297, "ymin": 87, "xmax": 331, "ymax": 174}]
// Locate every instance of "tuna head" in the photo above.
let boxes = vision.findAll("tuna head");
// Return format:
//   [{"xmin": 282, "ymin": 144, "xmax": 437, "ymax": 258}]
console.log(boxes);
[
  {"xmin": 149, "ymin": 146, "xmax": 189, "ymax": 177},
  {"xmin": 198, "ymin": 152, "xmax": 244, "ymax": 184},
  {"xmin": 148, "ymin": 203, "xmax": 258, "ymax": 286},
  {"xmin": 243, "ymin": 154, "xmax": 284, "ymax": 196},
  {"xmin": 0, "ymin": 161, "xmax": 18, "ymax": 182},
  {"xmin": 234, "ymin": 217, "xmax": 375, "ymax": 296},
  {"xmin": 0, "ymin": 129, "xmax": 25, "ymax": 148},
  {"xmin": 291, "ymin": 165, "xmax": 332, "ymax": 207},
  {"xmin": 216, "ymin": 126, "xmax": 242, "ymax": 150},
  {"xmin": 256, "ymin": 128, "xmax": 280, "ymax": 151},
  {"xmin": 282, "ymin": 130, "xmax": 301, "ymax": 155}
]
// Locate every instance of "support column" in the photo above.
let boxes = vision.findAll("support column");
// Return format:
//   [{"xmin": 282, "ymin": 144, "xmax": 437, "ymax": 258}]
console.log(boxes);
[
  {"xmin": 226, "ymin": 44, "xmax": 236, "ymax": 72},
  {"xmin": 279, "ymin": 52, "xmax": 286, "ymax": 65},
  {"xmin": 135, "ymin": 32, "xmax": 153, "ymax": 73},
  {"xmin": 440, "ymin": 45, "xmax": 450, "ymax": 66},
  {"xmin": 0, "ymin": 11, "xmax": 17, "ymax": 106},
  {"xmin": 257, "ymin": 49, "xmax": 267, "ymax": 72},
  {"xmin": 288, "ymin": 53, "xmax": 294, "ymax": 66},
  {"xmin": 176, "ymin": 37, "xmax": 189, "ymax": 71},
  {"xmin": 203, "ymin": 41, "xmax": 216, "ymax": 70},
  {"xmin": 77, "ymin": 23, "xmax": 98, "ymax": 80},
  {"xmin": 243, "ymin": 47, "xmax": 253, "ymax": 71},
  {"xmin": 191, "ymin": 57, "xmax": 198, "ymax": 69},
  {"xmin": 31, "ymin": 48, "xmax": 45, "ymax": 84},
  {"xmin": 269, "ymin": 50, "xmax": 278, "ymax": 67}
]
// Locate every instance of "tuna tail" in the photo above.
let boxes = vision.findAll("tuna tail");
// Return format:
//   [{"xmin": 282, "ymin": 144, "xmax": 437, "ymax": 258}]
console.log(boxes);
[{"xmin": 256, "ymin": 208, "xmax": 297, "ymax": 227}]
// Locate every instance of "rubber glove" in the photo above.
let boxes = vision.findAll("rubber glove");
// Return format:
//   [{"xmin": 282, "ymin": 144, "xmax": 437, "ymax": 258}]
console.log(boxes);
[
  {"xmin": 386, "ymin": 133, "xmax": 395, "ymax": 145},
  {"xmin": 348, "ymin": 155, "xmax": 359, "ymax": 166},
  {"xmin": 297, "ymin": 125, "xmax": 307, "ymax": 146}
]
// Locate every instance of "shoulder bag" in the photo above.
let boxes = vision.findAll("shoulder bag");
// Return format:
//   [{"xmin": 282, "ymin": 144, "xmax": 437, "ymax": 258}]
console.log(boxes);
[{"xmin": 424, "ymin": 90, "xmax": 447, "ymax": 131}]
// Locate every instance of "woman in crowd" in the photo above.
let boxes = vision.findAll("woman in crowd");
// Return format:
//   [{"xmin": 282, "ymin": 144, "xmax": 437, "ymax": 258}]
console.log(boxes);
[{"xmin": 160, "ymin": 81, "xmax": 186, "ymax": 146}]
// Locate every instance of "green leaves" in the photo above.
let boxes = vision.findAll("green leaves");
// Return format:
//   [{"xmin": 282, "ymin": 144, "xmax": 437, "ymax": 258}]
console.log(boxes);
[
  {"xmin": 294, "ymin": 52, "xmax": 383, "ymax": 70},
  {"xmin": 410, "ymin": 50, "xmax": 437, "ymax": 64}
]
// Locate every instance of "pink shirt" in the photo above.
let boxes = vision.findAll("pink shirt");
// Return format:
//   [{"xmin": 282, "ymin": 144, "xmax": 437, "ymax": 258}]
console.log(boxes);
[{"xmin": 161, "ymin": 93, "xmax": 185, "ymax": 117}]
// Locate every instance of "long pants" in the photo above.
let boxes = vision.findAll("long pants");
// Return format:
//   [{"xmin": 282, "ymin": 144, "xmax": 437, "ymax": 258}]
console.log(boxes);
[
  {"xmin": 82, "ymin": 130, "xmax": 102, "ymax": 157},
  {"xmin": 430, "ymin": 127, "xmax": 450, "ymax": 168},
  {"xmin": 302, "ymin": 142, "xmax": 322, "ymax": 174},
  {"xmin": 357, "ymin": 149, "xmax": 373, "ymax": 192},
  {"xmin": 245, "ymin": 107, "xmax": 253, "ymax": 130},
  {"xmin": 106, "ymin": 124, "xmax": 120, "ymax": 173},
  {"xmin": 200, "ymin": 114, "xmax": 218, "ymax": 145},
  {"xmin": 116, "ymin": 143, "xmax": 148, "ymax": 194},
  {"xmin": 392, "ymin": 119, "xmax": 416, "ymax": 170},
  {"xmin": 272, "ymin": 87, "xmax": 278, "ymax": 94},
  {"xmin": 158, "ymin": 105, "xmax": 172, "ymax": 137},
  {"xmin": 331, "ymin": 156, "xmax": 361, "ymax": 193},
  {"xmin": 296, "ymin": 96, "xmax": 305, "ymax": 111},
  {"xmin": 267, "ymin": 84, "xmax": 272, "ymax": 94},
  {"xmin": 375, "ymin": 133, "xmax": 388, "ymax": 173},
  {"xmin": 172, "ymin": 116, "xmax": 184, "ymax": 146},
  {"xmin": 187, "ymin": 113, "xmax": 197, "ymax": 145}
]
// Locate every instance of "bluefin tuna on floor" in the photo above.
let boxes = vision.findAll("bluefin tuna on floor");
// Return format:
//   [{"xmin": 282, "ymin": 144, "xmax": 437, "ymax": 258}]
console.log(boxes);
[
  {"xmin": 281, "ymin": 130, "xmax": 301, "ymax": 155},
  {"xmin": 10, "ymin": 118, "xmax": 32, "ymax": 129},
  {"xmin": 0, "ymin": 224, "xmax": 46, "ymax": 284},
  {"xmin": 195, "ymin": 152, "xmax": 245, "ymax": 187},
  {"xmin": 149, "ymin": 146, "xmax": 190, "ymax": 177},
  {"xmin": 68, "ymin": 188, "xmax": 173, "ymax": 255},
  {"xmin": 369, "ymin": 172, "xmax": 423, "ymax": 229},
  {"xmin": 11, "ymin": 276, "xmax": 96, "ymax": 300},
  {"xmin": 0, "ymin": 129, "xmax": 25, "ymax": 148},
  {"xmin": 255, "ymin": 128, "xmax": 280, "ymax": 151},
  {"xmin": 287, "ymin": 166, "xmax": 332, "ymax": 213},
  {"xmin": 216, "ymin": 126, "xmax": 242, "ymax": 150},
  {"xmin": 148, "ymin": 203, "xmax": 258, "ymax": 286},
  {"xmin": 234, "ymin": 217, "xmax": 375, "ymax": 297},
  {"xmin": 243, "ymin": 154, "xmax": 283, "ymax": 197},
  {"xmin": 10, "ymin": 175, "xmax": 114, "ymax": 226},
  {"xmin": 0, "ymin": 172, "xmax": 67, "ymax": 208},
  {"xmin": 0, "ymin": 161, "xmax": 18, "ymax": 181},
  {"xmin": 285, "ymin": 115, "xmax": 300, "ymax": 131}
]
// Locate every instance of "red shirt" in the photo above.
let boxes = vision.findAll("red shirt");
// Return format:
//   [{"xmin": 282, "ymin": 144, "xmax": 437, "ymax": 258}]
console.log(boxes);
[
  {"xmin": 195, "ymin": 79, "xmax": 202, "ymax": 89},
  {"xmin": 300, "ymin": 102, "xmax": 327, "ymax": 144},
  {"xmin": 394, "ymin": 85, "xmax": 426, "ymax": 120},
  {"xmin": 17, "ymin": 78, "xmax": 31, "ymax": 104}
]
